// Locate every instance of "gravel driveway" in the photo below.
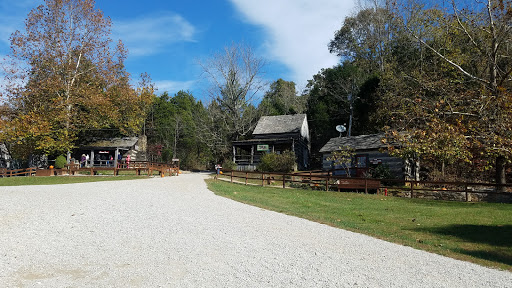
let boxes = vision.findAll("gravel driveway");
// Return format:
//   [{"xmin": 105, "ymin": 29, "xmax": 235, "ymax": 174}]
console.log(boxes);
[{"xmin": 0, "ymin": 173, "xmax": 511, "ymax": 287}]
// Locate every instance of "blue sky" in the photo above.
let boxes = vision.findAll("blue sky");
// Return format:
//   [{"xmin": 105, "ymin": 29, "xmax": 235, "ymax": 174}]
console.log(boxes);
[{"xmin": 0, "ymin": 0, "xmax": 355, "ymax": 101}]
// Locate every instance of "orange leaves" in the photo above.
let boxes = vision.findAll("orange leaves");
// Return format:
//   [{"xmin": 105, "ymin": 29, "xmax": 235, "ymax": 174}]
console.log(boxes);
[{"xmin": 1, "ymin": 0, "xmax": 153, "ymax": 157}]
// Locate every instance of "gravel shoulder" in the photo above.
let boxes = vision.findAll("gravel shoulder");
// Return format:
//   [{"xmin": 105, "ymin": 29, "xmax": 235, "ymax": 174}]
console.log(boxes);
[{"xmin": 0, "ymin": 173, "xmax": 511, "ymax": 287}]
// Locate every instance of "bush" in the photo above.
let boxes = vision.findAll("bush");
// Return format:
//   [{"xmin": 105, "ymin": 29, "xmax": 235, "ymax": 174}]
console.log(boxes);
[
  {"xmin": 257, "ymin": 151, "xmax": 295, "ymax": 173},
  {"xmin": 222, "ymin": 160, "xmax": 237, "ymax": 171},
  {"xmin": 369, "ymin": 164, "xmax": 393, "ymax": 179},
  {"xmin": 54, "ymin": 155, "xmax": 67, "ymax": 169}
]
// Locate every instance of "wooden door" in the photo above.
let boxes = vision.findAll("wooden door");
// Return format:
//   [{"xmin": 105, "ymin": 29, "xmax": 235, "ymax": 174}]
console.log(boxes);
[{"xmin": 355, "ymin": 154, "xmax": 368, "ymax": 177}]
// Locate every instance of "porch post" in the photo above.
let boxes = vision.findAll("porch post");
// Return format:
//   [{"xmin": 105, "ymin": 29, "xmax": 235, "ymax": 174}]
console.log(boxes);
[
  {"xmin": 114, "ymin": 148, "xmax": 119, "ymax": 168},
  {"xmin": 90, "ymin": 151, "xmax": 94, "ymax": 167},
  {"xmin": 251, "ymin": 145, "xmax": 254, "ymax": 165}
]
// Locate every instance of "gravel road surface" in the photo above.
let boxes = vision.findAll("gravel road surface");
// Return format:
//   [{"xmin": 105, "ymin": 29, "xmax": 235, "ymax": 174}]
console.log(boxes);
[{"xmin": 0, "ymin": 173, "xmax": 511, "ymax": 287}]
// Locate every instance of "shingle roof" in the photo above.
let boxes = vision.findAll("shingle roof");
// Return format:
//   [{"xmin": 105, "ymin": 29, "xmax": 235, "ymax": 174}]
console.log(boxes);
[
  {"xmin": 81, "ymin": 137, "xmax": 138, "ymax": 149},
  {"xmin": 253, "ymin": 114, "xmax": 307, "ymax": 135},
  {"xmin": 319, "ymin": 133, "xmax": 387, "ymax": 153}
]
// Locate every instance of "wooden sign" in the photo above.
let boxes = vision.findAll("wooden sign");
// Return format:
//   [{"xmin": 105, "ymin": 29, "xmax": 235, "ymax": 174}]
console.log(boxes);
[{"xmin": 257, "ymin": 145, "xmax": 269, "ymax": 151}]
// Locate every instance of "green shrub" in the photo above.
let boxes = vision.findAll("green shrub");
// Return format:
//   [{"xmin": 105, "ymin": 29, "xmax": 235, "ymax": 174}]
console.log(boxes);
[
  {"xmin": 257, "ymin": 151, "xmax": 295, "ymax": 172},
  {"xmin": 222, "ymin": 160, "xmax": 237, "ymax": 170},
  {"xmin": 369, "ymin": 164, "xmax": 393, "ymax": 179},
  {"xmin": 55, "ymin": 155, "xmax": 67, "ymax": 169}
]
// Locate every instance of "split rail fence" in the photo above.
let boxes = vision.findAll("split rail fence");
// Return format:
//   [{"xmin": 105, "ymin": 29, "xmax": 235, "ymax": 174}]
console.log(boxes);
[
  {"xmin": 0, "ymin": 161, "xmax": 179, "ymax": 178},
  {"xmin": 219, "ymin": 170, "xmax": 512, "ymax": 203},
  {"xmin": 0, "ymin": 167, "xmax": 36, "ymax": 177}
]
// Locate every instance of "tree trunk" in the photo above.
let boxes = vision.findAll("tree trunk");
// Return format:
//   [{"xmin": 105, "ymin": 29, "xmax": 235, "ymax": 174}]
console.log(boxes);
[{"xmin": 496, "ymin": 155, "xmax": 507, "ymax": 192}]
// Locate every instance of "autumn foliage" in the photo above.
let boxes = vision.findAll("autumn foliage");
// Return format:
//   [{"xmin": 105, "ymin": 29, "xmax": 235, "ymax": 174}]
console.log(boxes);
[{"xmin": 0, "ymin": 0, "xmax": 153, "ymax": 159}]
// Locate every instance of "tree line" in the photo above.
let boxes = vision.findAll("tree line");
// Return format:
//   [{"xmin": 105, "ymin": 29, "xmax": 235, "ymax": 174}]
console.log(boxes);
[
  {"xmin": 2, "ymin": 0, "xmax": 512, "ymax": 185},
  {"xmin": 312, "ymin": 0, "xmax": 512, "ymax": 185}
]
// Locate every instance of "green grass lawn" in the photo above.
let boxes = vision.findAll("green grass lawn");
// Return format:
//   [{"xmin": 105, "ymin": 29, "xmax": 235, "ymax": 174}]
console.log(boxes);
[
  {"xmin": 207, "ymin": 179, "xmax": 512, "ymax": 271},
  {"xmin": 0, "ymin": 175, "xmax": 149, "ymax": 186}
]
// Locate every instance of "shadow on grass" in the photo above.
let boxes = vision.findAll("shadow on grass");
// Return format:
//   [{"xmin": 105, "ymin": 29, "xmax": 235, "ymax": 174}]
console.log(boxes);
[
  {"xmin": 426, "ymin": 225, "xmax": 512, "ymax": 247},
  {"xmin": 418, "ymin": 224, "xmax": 512, "ymax": 267},
  {"xmin": 454, "ymin": 249, "xmax": 512, "ymax": 267}
]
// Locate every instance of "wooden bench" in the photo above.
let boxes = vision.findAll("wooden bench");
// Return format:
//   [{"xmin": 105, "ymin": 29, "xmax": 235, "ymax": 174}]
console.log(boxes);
[
  {"xmin": 65, "ymin": 164, "xmax": 80, "ymax": 175},
  {"xmin": 337, "ymin": 178, "xmax": 381, "ymax": 193}
]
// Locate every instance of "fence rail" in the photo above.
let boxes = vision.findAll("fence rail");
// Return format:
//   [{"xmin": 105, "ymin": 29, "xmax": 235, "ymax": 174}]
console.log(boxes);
[
  {"xmin": 0, "ymin": 161, "xmax": 179, "ymax": 178},
  {"xmin": 219, "ymin": 170, "xmax": 512, "ymax": 203},
  {"xmin": 0, "ymin": 167, "xmax": 36, "ymax": 177},
  {"xmin": 67, "ymin": 161, "xmax": 179, "ymax": 176}
]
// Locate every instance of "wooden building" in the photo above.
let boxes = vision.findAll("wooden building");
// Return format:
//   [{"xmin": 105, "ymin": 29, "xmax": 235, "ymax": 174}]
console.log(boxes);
[
  {"xmin": 232, "ymin": 114, "xmax": 310, "ymax": 171},
  {"xmin": 77, "ymin": 136, "xmax": 146, "ymax": 167},
  {"xmin": 320, "ymin": 133, "xmax": 419, "ymax": 180}
]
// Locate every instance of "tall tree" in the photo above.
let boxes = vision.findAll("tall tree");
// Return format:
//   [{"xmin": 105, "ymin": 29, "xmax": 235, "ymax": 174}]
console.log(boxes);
[
  {"xmin": 258, "ymin": 79, "xmax": 306, "ymax": 116},
  {"xmin": 199, "ymin": 42, "xmax": 265, "ymax": 160},
  {"xmin": 148, "ymin": 91, "xmax": 208, "ymax": 169},
  {"xmin": 0, "ymin": 0, "xmax": 152, "ymax": 159},
  {"xmin": 383, "ymin": 0, "xmax": 512, "ymax": 184},
  {"xmin": 329, "ymin": 4, "xmax": 396, "ymax": 73}
]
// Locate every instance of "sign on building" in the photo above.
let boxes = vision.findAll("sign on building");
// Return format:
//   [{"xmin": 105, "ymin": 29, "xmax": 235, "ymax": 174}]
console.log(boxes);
[{"xmin": 257, "ymin": 145, "xmax": 269, "ymax": 151}]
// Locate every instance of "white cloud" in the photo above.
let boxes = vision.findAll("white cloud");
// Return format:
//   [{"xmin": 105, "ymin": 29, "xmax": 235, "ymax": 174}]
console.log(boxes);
[
  {"xmin": 229, "ymin": 0, "xmax": 354, "ymax": 87},
  {"xmin": 113, "ymin": 12, "xmax": 197, "ymax": 57},
  {"xmin": 154, "ymin": 80, "xmax": 197, "ymax": 94}
]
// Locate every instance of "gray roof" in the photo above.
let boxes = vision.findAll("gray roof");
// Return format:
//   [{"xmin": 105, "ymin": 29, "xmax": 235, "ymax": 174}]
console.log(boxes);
[
  {"xmin": 253, "ymin": 114, "xmax": 307, "ymax": 135},
  {"xmin": 81, "ymin": 137, "xmax": 138, "ymax": 149},
  {"xmin": 319, "ymin": 133, "xmax": 387, "ymax": 153}
]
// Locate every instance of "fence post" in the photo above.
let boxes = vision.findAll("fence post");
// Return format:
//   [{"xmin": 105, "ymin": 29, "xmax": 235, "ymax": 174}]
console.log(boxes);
[
  {"xmin": 283, "ymin": 174, "xmax": 286, "ymax": 189},
  {"xmin": 465, "ymin": 184, "xmax": 469, "ymax": 202},
  {"xmin": 261, "ymin": 173, "xmax": 264, "ymax": 187},
  {"xmin": 410, "ymin": 181, "xmax": 414, "ymax": 198},
  {"xmin": 230, "ymin": 170, "xmax": 233, "ymax": 183},
  {"xmin": 365, "ymin": 178, "xmax": 368, "ymax": 194},
  {"xmin": 245, "ymin": 172, "xmax": 248, "ymax": 185}
]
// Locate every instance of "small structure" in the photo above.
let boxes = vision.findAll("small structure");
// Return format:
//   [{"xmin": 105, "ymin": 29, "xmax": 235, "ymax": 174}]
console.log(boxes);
[
  {"xmin": 77, "ymin": 137, "xmax": 146, "ymax": 167},
  {"xmin": 232, "ymin": 114, "xmax": 310, "ymax": 171},
  {"xmin": 320, "ymin": 133, "xmax": 419, "ymax": 180}
]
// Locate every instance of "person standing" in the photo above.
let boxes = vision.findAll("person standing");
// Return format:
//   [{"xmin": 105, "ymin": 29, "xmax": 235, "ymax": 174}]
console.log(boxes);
[
  {"xmin": 215, "ymin": 164, "xmax": 222, "ymax": 179},
  {"xmin": 80, "ymin": 154, "xmax": 86, "ymax": 168},
  {"xmin": 117, "ymin": 153, "xmax": 123, "ymax": 168}
]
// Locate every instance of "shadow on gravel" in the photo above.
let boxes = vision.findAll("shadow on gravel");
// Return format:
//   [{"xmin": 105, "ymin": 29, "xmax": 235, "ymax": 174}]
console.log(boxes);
[{"xmin": 416, "ymin": 224, "xmax": 512, "ymax": 267}]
